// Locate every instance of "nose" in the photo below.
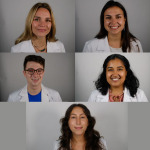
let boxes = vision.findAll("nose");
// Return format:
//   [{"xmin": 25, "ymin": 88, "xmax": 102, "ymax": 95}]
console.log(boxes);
[
  {"xmin": 112, "ymin": 70, "xmax": 119, "ymax": 76},
  {"xmin": 111, "ymin": 18, "xmax": 117, "ymax": 24},
  {"xmin": 76, "ymin": 117, "xmax": 81, "ymax": 125},
  {"xmin": 39, "ymin": 20, "xmax": 46, "ymax": 27},
  {"xmin": 32, "ymin": 70, "xmax": 39, "ymax": 76}
]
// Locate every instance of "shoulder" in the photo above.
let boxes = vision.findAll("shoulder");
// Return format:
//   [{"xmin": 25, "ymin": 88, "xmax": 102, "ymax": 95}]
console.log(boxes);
[
  {"xmin": 47, "ymin": 40, "xmax": 65, "ymax": 52},
  {"xmin": 83, "ymin": 37, "xmax": 109, "ymax": 52},
  {"xmin": 42, "ymin": 85, "xmax": 62, "ymax": 102},
  {"xmin": 8, "ymin": 89, "xmax": 22, "ymax": 102},
  {"xmin": 88, "ymin": 90, "xmax": 101, "ymax": 102},
  {"xmin": 135, "ymin": 88, "xmax": 148, "ymax": 102},
  {"xmin": 100, "ymin": 137, "xmax": 108, "ymax": 150},
  {"xmin": 11, "ymin": 40, "xmax": 32, "ymax": 53},
  {"xmin": 53, "ymin": 141, "xmax": 59, "ymax": 150},
  {"xmin": 130, "ymin": 38, "xmax": 143, "ymax": 52}
]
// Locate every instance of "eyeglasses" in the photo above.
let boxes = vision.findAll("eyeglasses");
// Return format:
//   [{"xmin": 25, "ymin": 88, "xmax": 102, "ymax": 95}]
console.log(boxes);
[{"xmin": 25, "ymin": 68, "xmax": 44, "ymax": 75}]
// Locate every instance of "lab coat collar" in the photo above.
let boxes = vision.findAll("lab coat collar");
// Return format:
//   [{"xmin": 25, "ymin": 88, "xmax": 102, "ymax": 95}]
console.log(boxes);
[
  {"xmin": 95, "ymin": 87, "xmax": 136, "ymax": 102},
  {"xmin": 97, "ymin": 36, "xmax": 110, "ymax": 52},
  {"xmin": 19, "ymin": 84, "xmax": 51, "ymax": 102}
]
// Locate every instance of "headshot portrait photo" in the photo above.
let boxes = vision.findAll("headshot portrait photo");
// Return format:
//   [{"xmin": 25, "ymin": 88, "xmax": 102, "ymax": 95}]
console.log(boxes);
[
  {"xmin": 75, "ymin": 53, "xmax": 150, "ymax": 102},
  {"xmin": 26, "ymin": 102, "xmax": 128, "ymax": 150},
  {"xmin": 0, "ymin": 53, "xmax": 75, "ymax": 102},
  {"xmin": 0, "ymin": 0, "xmax": 75, "ymax": 52},
  {"xmin": 75, "ymin": 0, "xmax": 150, "ymax": 52}
]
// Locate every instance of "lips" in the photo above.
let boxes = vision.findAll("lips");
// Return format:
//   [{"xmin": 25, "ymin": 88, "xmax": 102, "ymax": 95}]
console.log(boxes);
[
  {"xmin": 38, "ymin": 29, "xmax": 46, "ymax": 32},
  {"xmin": 74, "ymin": 127, "xmax": 83, "ymax": 130},
  {"xmin": 109, "ymin": 26, "xmax": 119, "ymax": 30}
]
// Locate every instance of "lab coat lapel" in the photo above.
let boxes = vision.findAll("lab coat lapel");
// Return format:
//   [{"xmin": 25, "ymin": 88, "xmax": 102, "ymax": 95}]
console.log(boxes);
[
  {"xmin": 96, "ymin": 91, "xmax": 109, "ymax": 102},
  {"xmin": 123, "ymin": 88, "xmax": 137, "ymax": 102},
  {"xmin": 97, "ymin": 36, "xmax": 110, "ymax": 52},
  {"xmin": 41, "ymin": 84, "xmax": 52, "ymax": 102},
  {"xmin": 19, "ymin": 85, "xmax": 28, "ymax": 102}
]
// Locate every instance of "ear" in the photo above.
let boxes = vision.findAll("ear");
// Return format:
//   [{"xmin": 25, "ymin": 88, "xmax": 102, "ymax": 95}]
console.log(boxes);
[{"xmin": 23, "ymin": 70, "xmax": 26, "ymax": 78}]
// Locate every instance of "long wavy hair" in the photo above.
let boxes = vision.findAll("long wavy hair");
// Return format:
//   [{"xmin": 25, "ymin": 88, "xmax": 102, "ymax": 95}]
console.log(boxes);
[
  {"xmin": 95, "ymin": 0, "xmax": 137, "ymax": 52},
  {"xmin": 15, "ymin": 2, "xmax": 57, "ymax": 44},
  {"xmin": 58, "ymin": 104, "xmax": 104, "ymax": 150},
  {"xmin": 95, "ymin": 54, "xmax": 139, "ymax": 97}
]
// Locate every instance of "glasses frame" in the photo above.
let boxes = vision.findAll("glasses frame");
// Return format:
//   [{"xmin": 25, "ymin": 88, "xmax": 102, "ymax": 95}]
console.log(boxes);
[{"xmin": 25, "ymin": 68, "xmax": 44, "ymax": 75}]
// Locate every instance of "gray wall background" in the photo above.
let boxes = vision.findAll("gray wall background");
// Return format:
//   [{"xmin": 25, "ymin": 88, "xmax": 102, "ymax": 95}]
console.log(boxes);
[
  {"xmin": 128, "ymin": 103, "xmax": 150, "ymax": 150},
  {"xmin": 0, "ymin": 103, "xmax": 26, "ymax": 150},
  {"xmin": 0, "ymin": 53, "xmax": 75, "ymax": 102},
  {"xmin": 75, "ymin": 0, "xmax": 150, "ymax": 52},
  {"xmin": 26, "ymin": 102, "xmax": 128, "ymax": 150},
  {"xmin": 75, "ymin": 53, "xmax": 150, "ymax": 101},
  {"xmin": 0, "ymin": 0, "xmax": 75, "ymax": 52}
]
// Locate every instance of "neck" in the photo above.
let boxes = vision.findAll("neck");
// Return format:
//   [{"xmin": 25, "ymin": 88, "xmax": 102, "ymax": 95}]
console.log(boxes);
[
  {"xmin": 27, "ymin": 84, "xmax": 42, "ymax": 95},
  {"xmin": 31, "ymin": 36, "xmax": 46, "ymax": 46},
  {"xmin": 71, "ymin": 135, "xmax": 86, "ymax": 150},
  {"xmin": 108, "ymin": 33, "xmax": 122, "ymax": 48},
  {"xmin": 110, "ymin": 86, "xmax": 124, "ymax": 96}
]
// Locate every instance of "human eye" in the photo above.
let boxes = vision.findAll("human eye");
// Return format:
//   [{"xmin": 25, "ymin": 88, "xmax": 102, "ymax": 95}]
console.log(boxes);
[
  {"xmin": 116, "ymin": 15, "xmax": 121, "ymax": 19},
  {"xmin": 70, "ymin": 115, "xmax": 76, "ymax": 119},
  {"xmin": 46, "ymin": 18, "xmax": 51, "ymax": 22},
  {"xmin": 27, "ymin": 68, "xmax": 34, "ymax": 74},
  {"xmin": 33, "ymin": 17, "xmax": 40, "ymax": 21},
  {"xmin": 105, "ymin": 16, "xmax": 111, "ymax": 20},
  {"xmin": 37, "ymin": 68, "xmax": 43, "ymax": 73}
]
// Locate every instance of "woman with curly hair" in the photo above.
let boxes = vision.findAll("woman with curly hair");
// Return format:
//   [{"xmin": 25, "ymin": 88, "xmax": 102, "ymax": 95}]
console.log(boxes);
[
  {"xmin": 53, "ymin": 104, "xmax": 108, "ymax": 150},
  {"xmin": 83, "ymin": 0, "xmax": 143, "ymax": 52},
  {"xmin": 11, "ymin": 2, "xmax": 65, "ymax": 53},
  {"xmin": 88, "ymin": 54, "xmax": 148, "ymax": 102}
]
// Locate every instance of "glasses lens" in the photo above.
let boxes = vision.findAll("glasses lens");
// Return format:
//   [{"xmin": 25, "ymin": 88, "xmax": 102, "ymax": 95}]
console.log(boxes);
[
  {"xmin": 27, "ymin": 68, "xmax": 35, "ymax": 75},
  {"xmin": 37, "ymin": 68, "xmax": 44, "ymax": 74}
]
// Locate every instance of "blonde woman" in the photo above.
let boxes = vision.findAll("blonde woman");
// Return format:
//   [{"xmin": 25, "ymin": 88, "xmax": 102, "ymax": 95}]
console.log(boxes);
[{"xmin": 11, "ymin": 2, "xmax": 65, "ymax": 53}]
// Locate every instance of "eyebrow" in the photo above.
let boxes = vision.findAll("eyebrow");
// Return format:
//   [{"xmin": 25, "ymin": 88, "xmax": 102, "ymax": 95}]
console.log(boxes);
[
  {"xmin": 34, "ymin": 16, "xmax": 51, "ymax": 19},
  {"xmin": 105, "ymin": 14, "xmax": 123, "ymax": 16},
  {"xmin": 107, "ymin": 66, "xmax": 124, "ymax": 69},
  {"xmin": 70, "ymin": 113, "xmax": 85, "ymax": 116}
]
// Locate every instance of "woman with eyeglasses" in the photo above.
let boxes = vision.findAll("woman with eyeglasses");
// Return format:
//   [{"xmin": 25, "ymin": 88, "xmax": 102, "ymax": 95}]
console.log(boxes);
[{"xmin": 11, "ymin": 2, "xmax": 65, "ymax": 53}]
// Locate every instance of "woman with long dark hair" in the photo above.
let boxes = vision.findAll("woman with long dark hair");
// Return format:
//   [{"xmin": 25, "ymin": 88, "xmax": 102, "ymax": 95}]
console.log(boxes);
[
  {"xmin": 83, "ymin": 0, "xmax": 143, "ymax": 52},
  {"xmin": 53, "ymin": 104, "xmax": 108, "ymax": 150},
  {"xmin": 88, "ymin": 54, "xmax": 148, "ymax": 102}
]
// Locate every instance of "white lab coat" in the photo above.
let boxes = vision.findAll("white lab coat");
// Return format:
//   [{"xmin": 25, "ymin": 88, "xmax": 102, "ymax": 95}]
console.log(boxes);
[
  {"xmin": 53, "ymin": 138, "xmax": 108, "ymax": 150},
  {"xmin": 83, "ymin": 36, "xmax": 143, "ymax": 52},
  {"xmin": 88, "ymin": 88, "xmax": 148, "ymax": 102},
  {"xmin": 8, "ymin": 84, "xmax": 62, "ymax": 102},
  {"xmin": 11, "ymin": 40, "xmax": 65, "ymax": 53}
]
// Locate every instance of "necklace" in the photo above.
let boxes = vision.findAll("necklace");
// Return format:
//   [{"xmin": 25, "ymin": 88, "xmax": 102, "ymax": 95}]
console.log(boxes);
[{"xmin": 32, "ymin": 41, "xmax": 47, "ymax": 52}]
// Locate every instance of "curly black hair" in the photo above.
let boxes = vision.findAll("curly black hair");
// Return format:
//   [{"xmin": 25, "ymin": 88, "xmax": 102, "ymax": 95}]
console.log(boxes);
[
  {"xmin": 95, "ymin": 0, "xmax": 138, "ymax": 52},
  {"xmin": 95, "ymin": 54, "xmax": 139, "ymax": 97},
  {"xmin": 58, "ymin": 104, "xmax": 104, "ymax": 150}
]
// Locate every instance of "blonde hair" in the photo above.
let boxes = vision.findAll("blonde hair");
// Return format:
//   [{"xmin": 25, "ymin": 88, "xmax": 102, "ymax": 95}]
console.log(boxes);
[{"xmin": 15, "ymin": 2, "xmax": 57, "ymax": 44}]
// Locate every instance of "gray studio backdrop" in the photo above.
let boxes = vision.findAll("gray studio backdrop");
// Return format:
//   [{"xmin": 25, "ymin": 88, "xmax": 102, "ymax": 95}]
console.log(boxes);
[
  {"xmin": 26, "ymin": 102, "xmax": 128, "ymax": 150},
  {"xmin": 75, "ymin": 53, "xmax": 150, "ymax": 101},
  {"xmin": 75, "ymin": 0, "xmax": 150, "ymax": 52},
  {"xmin": 0, "ymin": 53, "xmax": 75, "ymax": 102},
  {"xmin": 0, "ymin": 103, "xmax": 26, "ymax": 150},
  {"xmin": 0, "ymin": 0, "xmax": 75, "ymax": 52}
]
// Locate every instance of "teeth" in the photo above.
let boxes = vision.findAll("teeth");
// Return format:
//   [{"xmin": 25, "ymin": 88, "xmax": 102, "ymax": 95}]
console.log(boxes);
[
  {"xmin": 111, "ymin": 26, "xmax": 118, "ymax": 29},
  {"xmin": 112, "ymin": 78, "xmax": 119, "ymax": 81}
]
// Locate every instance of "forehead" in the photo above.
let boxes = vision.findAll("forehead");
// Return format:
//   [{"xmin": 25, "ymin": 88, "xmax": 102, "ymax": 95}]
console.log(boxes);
[
  {"xmin": 104, "ymin": 6, "xmax": 124, "ymax": 15},
  {"xmin": 34, "ymin": 7, "xmax": 51, "ymax": 17},
  {"xmin": 70, "ymin": 107, "xmax": 85, "ymax": 115},
  {"xmin": 107, "ymin": 58, "xmax": 125, "ymax": 67},
  {"xmin": 26, "ymin": 61, "xmax": 43, "ymax": 69}
]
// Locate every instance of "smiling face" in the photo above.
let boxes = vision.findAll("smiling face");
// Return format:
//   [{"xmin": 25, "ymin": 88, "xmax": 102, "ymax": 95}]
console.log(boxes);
[
  {"xmin": 32, "ymin": 8, "xmax": 52, "ymax": 38},
  {"xmin": 104, "ymin": 6, "xmax": 126, "ymax": 36},
  {"xmin": 23, "ymin": 61, "xmax": 44, "ymax": 88},
  {"xmin": 106, "ymin": 58, "xmax": 127, "ymax": 89},
  {"xmin": 68, "ymin": 107, "xmax": 88, "ymax": 137}
]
